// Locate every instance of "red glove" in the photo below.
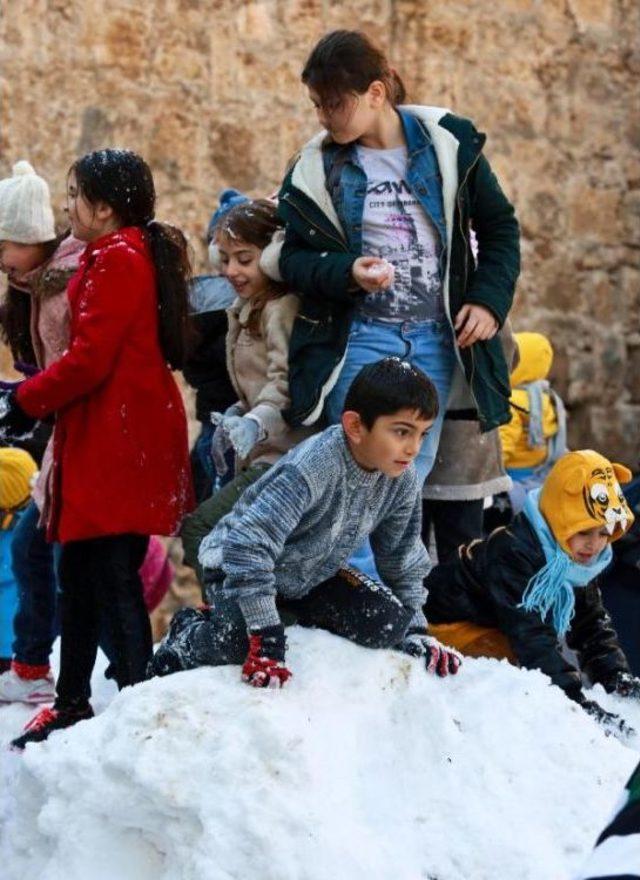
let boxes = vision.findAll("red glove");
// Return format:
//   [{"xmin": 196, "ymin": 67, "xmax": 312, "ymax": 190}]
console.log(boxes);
[
  {"xmin": 396, "ymin": 630, "xmax": 462, "ymax": 677},
  {"xmin": 242, "ymin": 625, "xmax": 292, "ymax": 688}
]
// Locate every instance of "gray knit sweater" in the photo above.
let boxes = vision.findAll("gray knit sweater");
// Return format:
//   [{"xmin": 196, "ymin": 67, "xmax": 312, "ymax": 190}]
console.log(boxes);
[{"xmin": 198, "ymin": 425, "xmax": 430, "ymax": 631}]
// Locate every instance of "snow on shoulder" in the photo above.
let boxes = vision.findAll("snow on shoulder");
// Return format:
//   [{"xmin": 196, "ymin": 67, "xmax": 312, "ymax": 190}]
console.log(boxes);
[{"xmin": 1, "ymin": 627, "xmax": 638, "ymax": 880}]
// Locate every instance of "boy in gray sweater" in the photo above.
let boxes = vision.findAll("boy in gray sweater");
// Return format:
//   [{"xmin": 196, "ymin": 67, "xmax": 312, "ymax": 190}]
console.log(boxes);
[{"xmin": 151, "ymin": 358, "xmax": 461, "ymax": 687}]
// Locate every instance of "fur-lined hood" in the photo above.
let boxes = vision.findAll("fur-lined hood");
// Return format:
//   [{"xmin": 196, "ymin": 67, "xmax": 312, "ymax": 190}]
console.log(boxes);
[{"xmin": 289, "ymin": 105, "xmax": 481, "ymax": 252}]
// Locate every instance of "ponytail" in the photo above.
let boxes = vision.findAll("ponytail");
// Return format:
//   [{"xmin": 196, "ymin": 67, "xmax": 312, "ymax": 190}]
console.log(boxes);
[
  {"xmin": 389, "ymin": 67, "xmax": 407, "ymax": 105},
  {"xmin": 302, "ymin": 30, "xmax": 407, "ymax": 107},
  {"xmin": 145, "ymin": 221, "xmax": 193, "ymax": 371}
]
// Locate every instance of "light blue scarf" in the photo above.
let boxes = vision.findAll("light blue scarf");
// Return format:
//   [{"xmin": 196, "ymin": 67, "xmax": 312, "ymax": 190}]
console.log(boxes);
[{"xmin": 520, "ymin": 488, "xmax": 613, "ymax": 636}]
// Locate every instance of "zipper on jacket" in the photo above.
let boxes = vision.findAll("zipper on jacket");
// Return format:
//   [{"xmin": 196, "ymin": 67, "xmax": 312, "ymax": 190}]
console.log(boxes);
[
  {"xmin": 282, "ymin": 191, "xmax": 349, "ymax": 423},
  {"xmin": 281, "ymin": 192, "xmax": 348, "ymax": 252},
  {"xmin": 455, "ymin": 151, "xmax": 483, "ymax": 418}
]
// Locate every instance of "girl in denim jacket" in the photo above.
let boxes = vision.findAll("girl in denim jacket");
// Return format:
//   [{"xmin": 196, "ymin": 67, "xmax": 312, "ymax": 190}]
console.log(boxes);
[{"xmin": 278, "ymin": 30, "xmax": 520, "ymax": 486}]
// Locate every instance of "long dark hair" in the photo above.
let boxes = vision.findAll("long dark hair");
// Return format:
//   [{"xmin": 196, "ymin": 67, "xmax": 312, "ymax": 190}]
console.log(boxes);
[
  {"xmin": 71, "ymin": 149, "xmax": 192, "ymax": 370},
  {"xmin": 302, "ymin": 30, "xmax": 407, "ymax": 108},
  {"xmin": 0, "ymin": 237, "xmax": 59, "ymax": 364},
  {"xmin": 215, "ymin": 199, "xmax": 286, "ymax": 338}
]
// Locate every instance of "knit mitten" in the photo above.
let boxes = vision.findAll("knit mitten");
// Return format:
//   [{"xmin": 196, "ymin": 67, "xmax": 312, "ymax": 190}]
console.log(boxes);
[
  {"xmin": 601, "ymin": 671, "xmax": 640, "ymax": 700},
  {"xmin": 242, "ymin": 625, "xmax": 291, "ymax": 688},
  {"xmin": 396, "ymin": 630, "xmax": 462, "ymax": 677},
  {"xmin": 582, "ymin": 699, "xmax": 635, "ymax": 739}
]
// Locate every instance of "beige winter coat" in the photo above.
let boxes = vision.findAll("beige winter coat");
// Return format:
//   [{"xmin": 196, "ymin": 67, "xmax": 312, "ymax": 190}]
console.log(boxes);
[{"xmin": 226, "ymin": 293, "xmax": 313, "ymax": 467}]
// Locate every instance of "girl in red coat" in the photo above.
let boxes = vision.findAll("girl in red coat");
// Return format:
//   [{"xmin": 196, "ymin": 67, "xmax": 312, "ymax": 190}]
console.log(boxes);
[{"xmin": 1, "ymin": 149, "xmax": 194, "ymax": 748}]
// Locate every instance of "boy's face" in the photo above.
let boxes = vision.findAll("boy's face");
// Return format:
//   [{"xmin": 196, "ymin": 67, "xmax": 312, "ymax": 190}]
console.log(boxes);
[
  {"xmin": 566, "ymin": 526, "xmax": 610, "ymax": 565},
  {"xmin": 342, "ymin": 408, "xmax": 433, "ymax": 477}
]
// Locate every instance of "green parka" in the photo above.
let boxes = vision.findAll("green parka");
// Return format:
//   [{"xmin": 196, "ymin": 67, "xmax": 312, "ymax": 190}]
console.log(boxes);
[{"xmin": 278, "ymin": 105, "xmax": 520, "ymax": 431}]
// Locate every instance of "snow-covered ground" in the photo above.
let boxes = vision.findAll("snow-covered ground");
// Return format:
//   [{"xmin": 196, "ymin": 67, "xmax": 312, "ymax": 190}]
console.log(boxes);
[{"xmin": 0, "ymin": 628, "xmax": 638, "ymax": 880}]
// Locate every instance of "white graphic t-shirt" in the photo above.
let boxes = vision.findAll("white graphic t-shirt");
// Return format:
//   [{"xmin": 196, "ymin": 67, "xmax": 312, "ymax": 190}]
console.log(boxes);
[{"xmin": 355, "ymin": 144, "xmax": 444, "ymax": 323}]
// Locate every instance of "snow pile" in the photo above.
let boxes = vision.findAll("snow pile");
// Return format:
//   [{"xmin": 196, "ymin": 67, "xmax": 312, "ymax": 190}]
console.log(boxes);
[{"xmin": 1, "ymin": 628, "xmax": 638, "ymax": 880}]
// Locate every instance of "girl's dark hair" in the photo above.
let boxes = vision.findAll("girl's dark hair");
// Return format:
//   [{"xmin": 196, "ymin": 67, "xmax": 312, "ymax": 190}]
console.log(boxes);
[
  {"xmin": 0, "ymin": 286, "xmax": 36, "ymax": 363},
  {"xmin": 0, "ymin": 237, "xmax": 59, "ymax": 364},
  {"xmin": 215, "ymin": 199, "xmax": 286, "ymax": 338},
  {"xmin": 302, "ymin": 30, "xmax": 406, "ymax": 108},
  {"xmin": 344, "ymin": 357, "xmax": 438, "ymax": 428},
  {"xmin": 71, "ymin": 149, "xmax": 192, "ymax": 370}
]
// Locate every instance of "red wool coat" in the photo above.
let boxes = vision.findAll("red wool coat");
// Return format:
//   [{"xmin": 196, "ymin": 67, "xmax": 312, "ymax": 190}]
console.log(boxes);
[{"xmin": 17, "ymin": 226, "xmax": 194, "ymax": 543}]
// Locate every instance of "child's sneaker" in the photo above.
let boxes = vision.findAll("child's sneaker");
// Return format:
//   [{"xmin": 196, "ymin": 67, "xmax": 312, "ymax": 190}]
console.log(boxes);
[
  {"xmin": 10, "ymin": 702, "xmax": 94, "ymax": 750},
  {"xmin": 0, "ymin": 662, "xmax": 55, "ymax": 704}
]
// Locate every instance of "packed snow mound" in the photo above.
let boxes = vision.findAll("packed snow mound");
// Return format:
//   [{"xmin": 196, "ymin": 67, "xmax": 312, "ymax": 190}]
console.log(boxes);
[{"xmin": 1, "ymin": 628, "xmax": 638, "ymax": 880}]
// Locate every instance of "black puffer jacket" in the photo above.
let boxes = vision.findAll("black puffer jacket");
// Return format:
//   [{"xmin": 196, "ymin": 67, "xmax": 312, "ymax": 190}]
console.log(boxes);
[{"xmin": 425, "ymin": 515, "xmax": 629, "ymax": 701}]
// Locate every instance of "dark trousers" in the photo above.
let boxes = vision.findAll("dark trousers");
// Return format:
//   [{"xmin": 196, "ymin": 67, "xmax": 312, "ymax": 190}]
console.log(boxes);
[
  {"xmin": 56, "ymin": 534, "xmax": 150, "ymax": 706},
  {"xmin": 159, "ymin": 569, "xmax": 414, "ymax": 672},
  {"xmin": 11, "ymin": 500, "xmax": 61, "ymax": 666},
  {"xmin": 422, "ymin": 498, "xmax": 485, "ymax": 564}
]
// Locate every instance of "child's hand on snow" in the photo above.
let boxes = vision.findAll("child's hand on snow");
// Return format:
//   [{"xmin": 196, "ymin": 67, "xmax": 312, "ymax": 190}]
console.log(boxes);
[
  {"xmin": 582, "ymin": 699, "xmax": 636, "ymax": 739},
  {"xmin": 396, "ymin": 630, "xmax": 462, "ymax": 677},
  {"xmin": 242, "ymin": 625, "xmax": 292, "ymax": 688},
  {"xmin": 603, "ymin": 671, "xmax": 640, "ymax": 700},
  {"xmin": 352, "ymin": 257, "xmax": 395, "ymax": 293}
]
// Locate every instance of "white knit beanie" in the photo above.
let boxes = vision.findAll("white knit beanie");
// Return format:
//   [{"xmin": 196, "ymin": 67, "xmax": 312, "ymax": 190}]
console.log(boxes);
[{"xmin": 0, "ymin": 161, "xmax": 56, "ymax": 243}]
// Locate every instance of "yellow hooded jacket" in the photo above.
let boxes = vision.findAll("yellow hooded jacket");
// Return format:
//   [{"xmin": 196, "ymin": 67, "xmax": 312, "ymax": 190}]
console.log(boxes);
[{"xmin": 499, "ymin": 332, "xmax": 562, "ymax": 470}]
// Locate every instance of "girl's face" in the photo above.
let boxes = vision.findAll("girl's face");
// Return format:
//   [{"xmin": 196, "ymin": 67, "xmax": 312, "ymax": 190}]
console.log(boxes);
[
  {"xmin": 567, "ymin": 526, "xmax": 610, "ymax": 565},
  {"xmin": 308, "ymin": 83, "xmax": 382, "ymax": 144},
  {"xmin": 0, "ymin": 241, "xmax": 49, "ymax": 280},
  {"xmin": 65, "ymin": 171, "xmax": 117, "ymax": 242},
  {"xmin": 217, "ymin": 234, "xmax": 268, "ymax": 300}
]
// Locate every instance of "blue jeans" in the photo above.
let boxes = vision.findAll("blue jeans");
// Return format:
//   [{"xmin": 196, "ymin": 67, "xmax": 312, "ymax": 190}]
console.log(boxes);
[
  {"xmin": 10, "ymin": 500, "xmax": 61, "ymax": 666},
  {"xmin": 325, "ymin": 317, "xmax": 456, "ymax": 577},
  {"xmin": 194, "ymin": 422, "xmax": 235, "ymax": 496},
  {"xmin": 11, "ymin": 501, "xmax": 121, "ymax": 670},
  {"xmin": 325, "ymin": 317, "xmax": 456, "ymax": 481}
]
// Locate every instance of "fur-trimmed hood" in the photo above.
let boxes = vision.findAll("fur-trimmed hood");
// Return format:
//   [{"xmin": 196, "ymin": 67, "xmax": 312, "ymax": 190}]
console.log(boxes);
[{"xmin": 290, "ymin": 105, "xmax": 478, "ymax": 254}]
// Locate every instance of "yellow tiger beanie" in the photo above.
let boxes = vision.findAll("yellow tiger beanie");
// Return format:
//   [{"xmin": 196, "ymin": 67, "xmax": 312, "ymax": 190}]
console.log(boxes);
[
  {"xmin": 0, "ymin": 447, "xmax": 37, "ymax": 512},
  {"xmin": 539, "ymin": 450, "xmax": 634, "ymax": 555}
]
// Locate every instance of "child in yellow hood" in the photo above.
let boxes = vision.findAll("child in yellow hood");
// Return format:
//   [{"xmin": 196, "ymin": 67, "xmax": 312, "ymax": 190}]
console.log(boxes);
[
  {"xmin": 425, "ymin": 450, "xmax": 638, "ymax": 738},
  {"xmin": 499, "ymin": 332, "xmax": 567, "ymax": 511}
]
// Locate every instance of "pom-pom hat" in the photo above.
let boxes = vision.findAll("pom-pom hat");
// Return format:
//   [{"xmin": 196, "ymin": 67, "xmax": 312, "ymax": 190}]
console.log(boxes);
[{"xmin": 0, "ymin": 161, "xmax": 56, "ymax": 244}]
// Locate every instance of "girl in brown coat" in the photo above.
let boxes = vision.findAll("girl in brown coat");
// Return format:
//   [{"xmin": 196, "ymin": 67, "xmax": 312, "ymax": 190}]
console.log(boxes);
[{"xmin": 181, "ymin": 200, "xmax": 312, "ymax": 582}]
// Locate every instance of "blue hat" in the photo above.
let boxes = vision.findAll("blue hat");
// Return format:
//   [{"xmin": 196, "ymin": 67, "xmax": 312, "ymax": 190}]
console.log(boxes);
[{"xmin": 207, "ymin": 188, "xmax": 250, "ymax": 240}]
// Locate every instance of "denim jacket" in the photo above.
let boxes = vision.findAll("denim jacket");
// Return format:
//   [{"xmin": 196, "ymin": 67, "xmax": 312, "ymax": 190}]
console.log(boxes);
[
  {"xmin": 278, "ymin": 105, "xmax": 521, "ymax": 431},
  {"xmin": 323, "ymin": 109, "xmax": 447, "ymax": 259}
]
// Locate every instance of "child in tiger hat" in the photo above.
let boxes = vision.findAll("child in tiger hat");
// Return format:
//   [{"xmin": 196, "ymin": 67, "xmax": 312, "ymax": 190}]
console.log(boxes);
[{"xmin": 425, "ymin": 449, "xmax": 638, "ymax": 736}]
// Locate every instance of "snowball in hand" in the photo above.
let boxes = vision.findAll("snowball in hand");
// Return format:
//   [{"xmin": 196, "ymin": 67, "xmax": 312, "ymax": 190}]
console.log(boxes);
[{"xmin": 366, "ymin": 260, "xmax": 395, "ymax": 289}]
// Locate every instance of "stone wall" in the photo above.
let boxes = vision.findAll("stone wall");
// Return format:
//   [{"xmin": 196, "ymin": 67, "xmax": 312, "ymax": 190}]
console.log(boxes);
[{"xmin": 1, "ymin": 0, "xmax": 639, "ymax": 464}]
